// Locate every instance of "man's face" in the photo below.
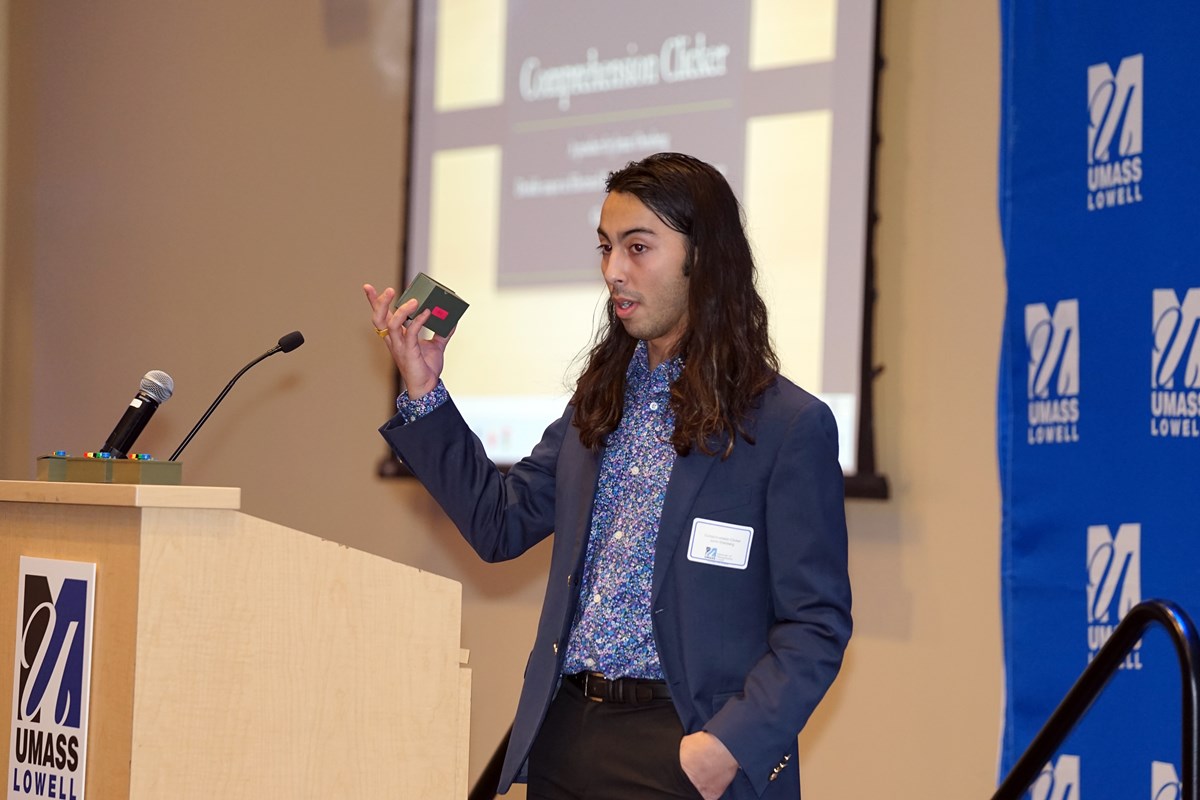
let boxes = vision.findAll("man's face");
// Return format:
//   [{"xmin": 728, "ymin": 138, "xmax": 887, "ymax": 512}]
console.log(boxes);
[{"xmin": 597, "ymin": 190, "xmax": 690, "ymax": 368}]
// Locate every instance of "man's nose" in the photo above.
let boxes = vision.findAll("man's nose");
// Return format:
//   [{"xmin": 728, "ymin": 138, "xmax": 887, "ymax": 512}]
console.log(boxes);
[{"xmin": 603, "ymin": 252, "xmax": 627, "ymax": 286}]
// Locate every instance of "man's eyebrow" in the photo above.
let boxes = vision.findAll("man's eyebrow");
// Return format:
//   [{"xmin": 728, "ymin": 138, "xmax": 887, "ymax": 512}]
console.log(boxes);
[{"xmin": 596, "ymin": 226, "xmax": 658, "ymax": 241}]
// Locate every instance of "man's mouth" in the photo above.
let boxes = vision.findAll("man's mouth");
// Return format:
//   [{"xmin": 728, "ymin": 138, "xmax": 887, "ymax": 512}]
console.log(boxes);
[{"xmin": 612, "ymin": 297, "xmax": 638, "ymax": 318}]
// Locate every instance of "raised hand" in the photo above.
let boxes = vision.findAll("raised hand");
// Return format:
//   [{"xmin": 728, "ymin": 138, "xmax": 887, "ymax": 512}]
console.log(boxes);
[{"xmin": 363, "ymin": 283, "xmax": 454, "ymax": 399}]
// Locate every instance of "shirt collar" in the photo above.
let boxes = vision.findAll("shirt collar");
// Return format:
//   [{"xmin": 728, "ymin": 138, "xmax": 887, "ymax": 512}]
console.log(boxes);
[{"xmin": 627, "ymin": 340, "xmax": 683, "ymax": 393}]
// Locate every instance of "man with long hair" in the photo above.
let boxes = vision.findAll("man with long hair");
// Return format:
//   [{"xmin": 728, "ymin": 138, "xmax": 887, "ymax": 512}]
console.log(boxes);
[{"xmin": 365, "ymin": 152, "xmax": 851, "ymax": 799}]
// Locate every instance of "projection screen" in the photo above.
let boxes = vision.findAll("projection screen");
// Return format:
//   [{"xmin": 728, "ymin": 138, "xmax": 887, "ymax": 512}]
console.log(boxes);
[{"xmin": 399, "ymin": 0, "xmax": 881, "ymax": 483}]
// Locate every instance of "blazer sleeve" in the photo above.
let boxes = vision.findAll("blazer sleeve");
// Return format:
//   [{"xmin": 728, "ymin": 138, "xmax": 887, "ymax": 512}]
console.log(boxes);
[
  {"xmin": 702, "ymin": 397, "xmax": 853, "ymax": 795},
  {"xmin": 379, "ymin": 398, "xmax": 572, "ymax": 562}
]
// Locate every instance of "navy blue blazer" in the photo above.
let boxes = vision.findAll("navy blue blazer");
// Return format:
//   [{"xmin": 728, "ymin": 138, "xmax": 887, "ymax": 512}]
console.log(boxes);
[{"xmin": 381, "ymin": 375, "xmax": 851, "ymax": 798}]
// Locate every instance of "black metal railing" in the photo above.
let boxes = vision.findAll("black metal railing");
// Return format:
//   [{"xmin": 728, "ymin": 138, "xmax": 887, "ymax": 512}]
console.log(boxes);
[{"xmin": 992, "ymin": 599, "xmax": 1200, "ymax": 800}]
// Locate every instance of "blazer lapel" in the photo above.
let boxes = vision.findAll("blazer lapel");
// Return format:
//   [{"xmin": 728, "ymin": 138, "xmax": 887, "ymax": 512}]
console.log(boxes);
[
  {"xmin": 652, "ymin": 447, "xmax": 718, "ymax": 603},
  {"xmin": 558, "ymin": 425, "xmax": 601, "ymax": 567}
]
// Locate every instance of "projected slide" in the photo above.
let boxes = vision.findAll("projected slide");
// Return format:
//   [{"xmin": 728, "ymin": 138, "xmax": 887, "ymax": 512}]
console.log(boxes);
[{"xmin": 406, "ymin": 0, "xmax": 876, "ymax": 473}]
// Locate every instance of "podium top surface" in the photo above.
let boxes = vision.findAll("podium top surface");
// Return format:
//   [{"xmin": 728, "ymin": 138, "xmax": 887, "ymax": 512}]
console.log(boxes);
[{"xmin": 0, "ymin": 480, "xmax": 241, "ymax": 510}]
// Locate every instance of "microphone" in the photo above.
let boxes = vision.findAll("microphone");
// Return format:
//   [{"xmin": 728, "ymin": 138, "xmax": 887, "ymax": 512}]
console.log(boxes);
[
  {"xmin": 274, "ymin": 330, "xmax": 305, "ymax": 354},
  {"xmin": 169, "ymin": 331, "xmax": 305, "ymax": 461},
  {"xmin": 99, "ymin": 370, "xmax": 175, "ymax": 459}
]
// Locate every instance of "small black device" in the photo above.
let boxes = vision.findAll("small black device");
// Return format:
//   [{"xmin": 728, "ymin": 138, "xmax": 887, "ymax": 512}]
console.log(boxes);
[{"xmin": 393, "ymin": 272, "xmax": 469, "ymax": 338}]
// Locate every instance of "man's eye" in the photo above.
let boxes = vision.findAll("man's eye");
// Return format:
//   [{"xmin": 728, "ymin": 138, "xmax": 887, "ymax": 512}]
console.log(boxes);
[
  {"xmin": 630, "ymin": 243, "xmax": 647, "ymax": 254},
  {"xmin": 596, "ymin": 243, "xmax": 612, "ymax": 254}
]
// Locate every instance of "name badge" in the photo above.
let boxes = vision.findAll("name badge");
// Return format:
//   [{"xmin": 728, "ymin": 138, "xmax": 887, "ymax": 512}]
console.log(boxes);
[{"xmin": 686, "ymin": 517, "xmax": 753, "ymax": 570}]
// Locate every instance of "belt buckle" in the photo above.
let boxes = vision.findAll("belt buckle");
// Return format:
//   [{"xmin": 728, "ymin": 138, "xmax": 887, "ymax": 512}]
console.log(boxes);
[{"xmin": 583, "ymin": 671, "xmax": 604, "ymax": 703}]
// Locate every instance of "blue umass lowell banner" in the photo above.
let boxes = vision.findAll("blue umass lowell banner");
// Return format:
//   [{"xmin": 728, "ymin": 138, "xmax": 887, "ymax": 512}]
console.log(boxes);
[{"xmin": 999, "ymin": 1, "xmax": 1200, "ymax": 796}]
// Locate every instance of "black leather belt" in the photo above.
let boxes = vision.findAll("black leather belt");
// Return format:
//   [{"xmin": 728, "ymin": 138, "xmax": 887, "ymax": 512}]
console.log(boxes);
[{"xmin": 565, "ymin": 671, "xmax": 672, "ymax": 704}]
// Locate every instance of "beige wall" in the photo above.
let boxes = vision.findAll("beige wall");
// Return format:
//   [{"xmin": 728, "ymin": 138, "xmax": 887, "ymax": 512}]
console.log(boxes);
[
  {"xmin": 800, "ymin": 3, "xmax": 1005, "ymax": 795},
  {"xmin": 0, "ymin": 0, "xmax": 9, "ymax": 451},
  {"xmin": 0, "ymin": 1, "xmax": 1004, "ymax": 796}
]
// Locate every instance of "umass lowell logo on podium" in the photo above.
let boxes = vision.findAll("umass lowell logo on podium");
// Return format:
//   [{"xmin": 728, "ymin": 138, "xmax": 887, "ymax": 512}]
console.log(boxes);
[{"xmin": 7, "ymin": 558, "xmax": 96, "ymax": 800}]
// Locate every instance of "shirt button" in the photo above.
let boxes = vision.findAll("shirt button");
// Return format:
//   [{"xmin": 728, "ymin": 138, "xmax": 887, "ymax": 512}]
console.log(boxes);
[
  {"xmin": 630, "ymin": 465, "xmax": 640, "ymax": 476},
  {"xmin": 649, "ymin": 402, "xmax": 659, "ymax": 411},
  {"xmin": 592, "ymin": 593, "xmax": 601, "ymax": 604},
  {"xmin": 614, "ymin": 531, "xmax": 624, "ymax": 540}
]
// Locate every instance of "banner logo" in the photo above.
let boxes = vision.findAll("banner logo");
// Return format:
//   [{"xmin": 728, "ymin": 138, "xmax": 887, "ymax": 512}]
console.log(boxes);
[
  {"xmin": 1151, "ymin": 288, "xmax": 1200, "ymax": 438},
  {"xmin": 8, "ymin": 558, "xmax": 96, "ymax": 800},
  {"xmin": 1152, "ymin": 761, "xmax": 1182, "ymax": 800},
  {"xmin": 1026, "ymin": 300, "xmax": 1080, "ymax": 444},
  {"xmin": 1087, "ymin": 53, "xmax": 1144, "ymax": 211},
  {"xmin": 1087, "ymin": 523, "xmax": 1142, "ymax": 669},
  {"xmin": 1030, "ymin": 754, "xmax": 1080, "ymax": 800}
]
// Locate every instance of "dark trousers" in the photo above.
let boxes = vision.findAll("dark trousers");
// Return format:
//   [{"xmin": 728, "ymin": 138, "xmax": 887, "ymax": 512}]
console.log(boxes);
[{"xmin": 527, "ymin": 677, "xmax": 704, "ymax": 799}]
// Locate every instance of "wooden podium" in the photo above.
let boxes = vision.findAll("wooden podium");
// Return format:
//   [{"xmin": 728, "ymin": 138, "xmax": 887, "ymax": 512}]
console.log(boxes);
[{"xmin": 0, "ymin": 480, "xmax": 469, "ymax": 798}]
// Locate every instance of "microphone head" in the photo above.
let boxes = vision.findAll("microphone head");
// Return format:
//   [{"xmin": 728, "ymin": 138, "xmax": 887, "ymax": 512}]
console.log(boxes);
[
  {"xmin": 277, "ymin": 331, "xmax": 304, "ymax": 353},
  {"xmin": 141, "ymin": 370, "xmax": 174, "ymax": 403}
]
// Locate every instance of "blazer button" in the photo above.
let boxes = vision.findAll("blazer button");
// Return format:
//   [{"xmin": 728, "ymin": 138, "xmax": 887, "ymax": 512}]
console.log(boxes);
[
  {"xmin": 567, "ymin": 575, "xmax": 573, "ymax": 587},
  {"xmin": 552, "ymin": 641, "xmax": 558, "ymax": 654}
]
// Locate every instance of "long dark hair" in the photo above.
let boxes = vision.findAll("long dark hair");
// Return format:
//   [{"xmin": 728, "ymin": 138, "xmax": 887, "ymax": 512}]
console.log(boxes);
[{"xmin": 571, "ymin": 153, "xmax": 779, "ymax": 458}]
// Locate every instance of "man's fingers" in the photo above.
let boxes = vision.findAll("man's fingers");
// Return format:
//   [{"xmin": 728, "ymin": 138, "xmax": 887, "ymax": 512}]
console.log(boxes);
[
  {"xmin": 364, "ymin": 284, "xmax": 398, "ymax": 330},
  {"xmin": 388, "ymin": 306, "xmax": 432, "ymax": 349},
  {"xmin": 364, "ymin": 283, "xmax": 393, "ymax": 307},
  {"xmin": 406, "ymin": 307, "xmax": 435, "ymax": 340}
]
